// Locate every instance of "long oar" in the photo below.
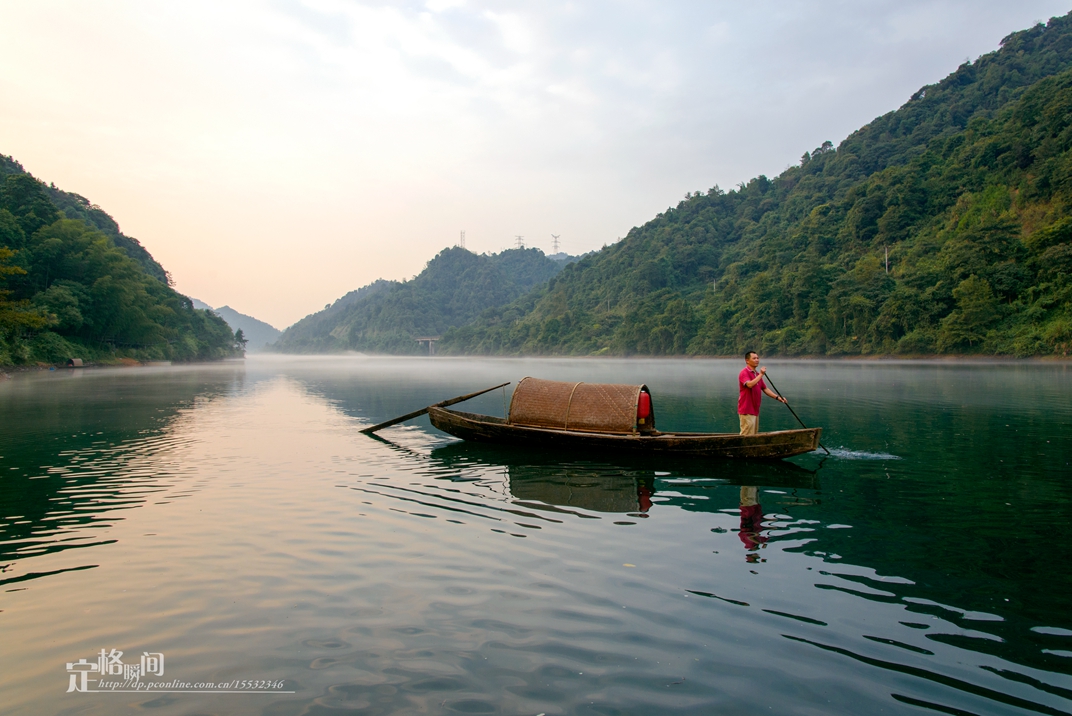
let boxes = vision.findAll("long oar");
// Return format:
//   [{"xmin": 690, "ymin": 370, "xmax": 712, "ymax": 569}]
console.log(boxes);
[
  {"xmin": 763, "ymin": 373, "xmax": 830, "ymax": 455},
  {"xmin": 360, "ymin": 382, "xmax": 510, "ymax": 434}
]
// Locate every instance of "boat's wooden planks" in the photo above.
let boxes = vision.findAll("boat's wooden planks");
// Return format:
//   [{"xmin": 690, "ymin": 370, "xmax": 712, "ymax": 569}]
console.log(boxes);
[{"xmin": 428, "ymin": 407, "xmax": 820, "ymax": 460}]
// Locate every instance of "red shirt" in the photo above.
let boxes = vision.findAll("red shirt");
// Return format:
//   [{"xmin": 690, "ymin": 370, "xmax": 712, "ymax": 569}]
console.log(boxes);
[{"xmin": 738, "ymin": 367, "xmax": 766, "ymax": 415}]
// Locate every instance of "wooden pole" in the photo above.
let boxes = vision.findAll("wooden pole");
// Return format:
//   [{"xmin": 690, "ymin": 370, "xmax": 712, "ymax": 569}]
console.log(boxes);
[
  {"xmin": 763, "ymin": 373, "xmax": 830, "ymax": 455},
  {"xmin": 360, "ymin": 383, "xmax": 510, "ymax": 434}
]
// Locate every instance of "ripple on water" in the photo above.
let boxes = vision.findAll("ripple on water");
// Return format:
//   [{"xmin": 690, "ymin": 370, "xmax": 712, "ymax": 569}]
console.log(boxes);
[{"xmin": 826, "ymin": 447, "xmax": 902, "ymax": 460}]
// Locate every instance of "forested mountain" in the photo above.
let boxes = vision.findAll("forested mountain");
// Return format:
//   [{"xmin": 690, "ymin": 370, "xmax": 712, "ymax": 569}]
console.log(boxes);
[
  {"xmin": 441, "ymin": 14, "xmax": 1072, "ymax": 357},
  {"xmin": 0, "ymin": 157, "xmax": 241, "ymax": 365},
  {"xmin": 272, "ymin": 247, "xmax": 574, "ymax": 354}
]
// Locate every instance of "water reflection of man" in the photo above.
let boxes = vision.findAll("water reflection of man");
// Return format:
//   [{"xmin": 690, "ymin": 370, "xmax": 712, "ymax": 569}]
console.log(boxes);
[
  {"xmin": 738, "ymin": 486, "xmax": 767, "ymax": 559},
  {"xmin": 637, "ymin": 478, "xmax": 653, "ymax": 513},
  {"xmin": 738, "ymin": 351, "xmax": 787, "ymax": 435}
]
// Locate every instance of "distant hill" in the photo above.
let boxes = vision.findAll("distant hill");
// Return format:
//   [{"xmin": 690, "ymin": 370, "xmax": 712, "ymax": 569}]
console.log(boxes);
[
  {"xmin": 194, "ymin": 302, "xmax": 281, "ymax": 352},
  {"xmin": 271, "ymin": 247, "xmax": 577, "ymax": 354},
  {"xmin": 440, "ymin": 13, "xmax": 1072, "ymax": 358},
  {"xmin": 0, "ymin": 156, "xmax": 239, "ymax": 365}
]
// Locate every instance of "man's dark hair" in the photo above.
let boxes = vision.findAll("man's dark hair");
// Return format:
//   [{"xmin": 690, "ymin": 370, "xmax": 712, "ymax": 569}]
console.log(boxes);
[{"xmin": 744, "ymin": 350, "xmax": 757, "ymax": 359}]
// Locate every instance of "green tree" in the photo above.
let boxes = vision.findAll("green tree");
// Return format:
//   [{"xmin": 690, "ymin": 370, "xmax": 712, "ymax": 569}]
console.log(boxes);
[
  {"xmin": 937, "ymin": 275, "xmax": 1002, "ymax": 351},
  {"xmin": 234, "ymin": 328, "xmax": 248, "ymax": 355},
  {"xmin": 0, "ymin": 174, "xmax": 60, "ymax": 238},
  {"xmin": 0, "ymin": 247, "xmax": 51, "ymax": 337}
]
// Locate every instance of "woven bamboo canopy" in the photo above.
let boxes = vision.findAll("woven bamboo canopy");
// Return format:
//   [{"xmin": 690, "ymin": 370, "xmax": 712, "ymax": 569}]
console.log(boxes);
[{"xmin": 508, "ymin": 377, "xmax": 653, "ymax": 434}]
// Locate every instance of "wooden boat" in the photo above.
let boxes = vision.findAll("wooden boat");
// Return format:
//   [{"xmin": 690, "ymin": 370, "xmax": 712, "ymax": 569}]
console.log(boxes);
[{"xmin": 427, "ymin": 377, "xmax": 821, "ymax": 460}]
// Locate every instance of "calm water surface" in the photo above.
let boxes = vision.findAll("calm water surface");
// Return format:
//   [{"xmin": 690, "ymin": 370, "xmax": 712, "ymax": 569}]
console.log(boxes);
[{"xmin": 1, "ymin": 356, "xmax": 1070, "ymax": 715}]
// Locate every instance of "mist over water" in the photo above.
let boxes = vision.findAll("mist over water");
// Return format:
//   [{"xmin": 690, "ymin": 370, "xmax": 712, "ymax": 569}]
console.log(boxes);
[{"xmin": 1, "ymin": 356, "xmax": 1070, "ymax": 715}]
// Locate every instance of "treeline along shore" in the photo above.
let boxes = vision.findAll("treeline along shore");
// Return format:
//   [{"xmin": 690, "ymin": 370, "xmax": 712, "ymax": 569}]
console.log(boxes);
[{"xmin": 0, "ymin": 156, "xmax": 242, "ymax": 367}]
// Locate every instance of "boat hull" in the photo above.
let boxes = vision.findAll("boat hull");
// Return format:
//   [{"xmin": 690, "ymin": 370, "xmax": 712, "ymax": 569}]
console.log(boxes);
[{"xmin": 428, "ymin": 407, "xmax": 821, "ymax": 460}]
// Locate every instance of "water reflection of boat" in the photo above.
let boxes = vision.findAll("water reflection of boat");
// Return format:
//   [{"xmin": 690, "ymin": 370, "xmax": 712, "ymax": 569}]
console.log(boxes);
[
  {"xmin": 511, "ymin": 468, "xmax": 654, "ymax": 514},
  {"xmin": 428, "ymin": 378, "xmax": 821, "ymax": 460},
  {"xmin": 430, "ymin": 440, "xmax": 817, "ymax": 484},
  {"xmin": 427, "ymin": 441, "xmax": 820, "ymax": 514}
]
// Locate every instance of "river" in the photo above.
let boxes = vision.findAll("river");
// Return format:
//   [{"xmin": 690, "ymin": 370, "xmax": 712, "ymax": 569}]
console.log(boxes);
[{"xmin": 1, "ymin": 356, "xmax": 1070, "ymax": 715}]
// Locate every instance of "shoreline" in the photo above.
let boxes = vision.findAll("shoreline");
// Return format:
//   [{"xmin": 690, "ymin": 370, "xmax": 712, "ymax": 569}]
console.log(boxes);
[
  {"xmin": 3, "ymin": 353, "xmax": 1070, "ymax": 376},
  {"xmin": 0, "ymin": 358, "xmax": 244, "ymax": 378},
  {"xmin": 267, "ymin": 345, "xmax": 1072, "ymax": 364},
  {"xmin": 251, "ymin": 352, "xmax": 1072, "ymax": 364}
]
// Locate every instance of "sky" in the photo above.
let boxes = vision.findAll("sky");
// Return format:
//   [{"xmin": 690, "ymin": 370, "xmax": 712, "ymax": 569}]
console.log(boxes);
[{"xmin": 1, "ymin": 1, "xmax": 1069, "ymax": 329}]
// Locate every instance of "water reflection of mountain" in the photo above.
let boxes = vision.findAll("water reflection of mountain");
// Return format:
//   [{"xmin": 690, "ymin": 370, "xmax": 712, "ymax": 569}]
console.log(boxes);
[
  {"xmin": 427, "ymin": 441, "xmax": 819, "ymax": 515},
  {"xmin": 0, "ymin": 369, "xmax": 243, "ymax": 578}
]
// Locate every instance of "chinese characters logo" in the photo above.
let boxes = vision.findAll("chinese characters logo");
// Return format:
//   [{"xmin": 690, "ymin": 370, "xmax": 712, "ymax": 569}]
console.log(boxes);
[{"xmin": 66, "ymin": 649, "xmax": 164, "ymax": 692}]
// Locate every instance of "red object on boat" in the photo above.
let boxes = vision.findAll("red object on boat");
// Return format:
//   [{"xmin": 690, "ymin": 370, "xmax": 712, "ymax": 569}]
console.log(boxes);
[{"xmin": 637, "ymin": 390, "xmax": 652, "ymax": 424}]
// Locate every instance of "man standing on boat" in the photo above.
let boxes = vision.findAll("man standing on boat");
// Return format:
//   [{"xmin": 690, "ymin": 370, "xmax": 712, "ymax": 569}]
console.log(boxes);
[{"xmin": 739, "ymin": 351, "xmax": 786, "ymax": 435}]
